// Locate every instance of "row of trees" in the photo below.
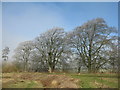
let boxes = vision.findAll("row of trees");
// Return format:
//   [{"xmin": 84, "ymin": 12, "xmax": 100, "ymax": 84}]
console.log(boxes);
[{"xmin": 2, "ymin": 18, "xmax": 118, "ymax": 73}]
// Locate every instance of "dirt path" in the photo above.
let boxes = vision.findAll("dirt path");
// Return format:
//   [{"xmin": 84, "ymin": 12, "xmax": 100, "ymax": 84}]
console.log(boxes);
[{"xmin": 2, "ymin": 73, "xmax": 80, "ymax": 88}]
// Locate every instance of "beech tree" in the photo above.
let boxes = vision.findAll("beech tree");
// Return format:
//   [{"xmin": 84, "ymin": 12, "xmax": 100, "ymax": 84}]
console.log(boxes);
[
  {"xmin": 68, "ymin": 18, "xmax": 117, "ymax": 73},
  {"xmin": 34, "ymin": 27, "xmax": 68, "ymax": 73},
  {"xmin": 13, "ymin": 41, "xmax": 34, "ymax": 71},
  {"xmin": 29, "ymin": 50, "xmax": 48, "ymax": 72},
  {"xmin": 108, "ymin": 42, "xmax": 118, "ymax": 73}
]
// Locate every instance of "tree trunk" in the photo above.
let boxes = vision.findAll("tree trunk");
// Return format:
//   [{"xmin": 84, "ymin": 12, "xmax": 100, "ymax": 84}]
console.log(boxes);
[
  {"xmin": 48, "ymin": 65, "xmax": 55, "ymax": 73},
  {"xmin": 78, "ymin": 66, "xmax": 81, "ymax": 73},
  {"xmin": 112, "ymin": 64, "xmax": 115, "ymax": 73},
  {"xmin": 88, "ymin": 68, "xmax": 91, "ymax": 73},
  {"xmin": 88, "ymin": 65, "xmax": 92, "ymax": 73},
  {"xmin": 49, "ymin": 67, "xmax": 52, "ymax": 73}
]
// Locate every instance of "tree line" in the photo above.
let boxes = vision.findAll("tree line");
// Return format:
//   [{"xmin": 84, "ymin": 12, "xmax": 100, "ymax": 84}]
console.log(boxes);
[{"xmin": 2, "ymin": 18, "xmax": 118, "ymax": 73}]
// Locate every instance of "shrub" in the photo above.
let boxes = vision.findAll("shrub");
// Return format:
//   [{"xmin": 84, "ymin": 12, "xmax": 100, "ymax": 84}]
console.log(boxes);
[{"xmin": 2, "ymin": 61, "xmax": 19, "ymax": 73}]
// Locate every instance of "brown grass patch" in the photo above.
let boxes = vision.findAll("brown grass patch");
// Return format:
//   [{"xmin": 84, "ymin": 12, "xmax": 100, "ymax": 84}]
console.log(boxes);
[{"xmin": 2, "ymin": 73, "xmax": 80, "ymax": 88}]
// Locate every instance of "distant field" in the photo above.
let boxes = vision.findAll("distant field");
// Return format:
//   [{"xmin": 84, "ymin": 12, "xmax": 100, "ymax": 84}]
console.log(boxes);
[{"xmin": 2, "ymin": 72, "xmax": 118, "ymax": 88}]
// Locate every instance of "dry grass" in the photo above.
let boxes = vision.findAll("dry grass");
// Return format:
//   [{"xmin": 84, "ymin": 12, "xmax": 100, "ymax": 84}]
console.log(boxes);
[{"xmin": 2, "ymin": 72, "xmax": 79, "ymax": 88}]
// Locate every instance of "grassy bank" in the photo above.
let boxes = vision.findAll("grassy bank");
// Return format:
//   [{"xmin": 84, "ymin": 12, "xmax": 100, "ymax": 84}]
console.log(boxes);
[{"xmin": 2, "ymin": 72, "xmax": 118, "ymax": 88}]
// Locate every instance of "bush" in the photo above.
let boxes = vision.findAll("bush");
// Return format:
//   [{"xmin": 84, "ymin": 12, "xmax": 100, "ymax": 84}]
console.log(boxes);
[{"xmin": 2, "ymin": 61, "xmax": 19, "ymax": 73}]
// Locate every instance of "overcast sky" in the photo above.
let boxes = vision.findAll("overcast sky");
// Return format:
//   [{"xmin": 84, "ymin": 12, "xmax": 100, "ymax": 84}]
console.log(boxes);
[{"xmin": 2, "ymin": 2, "xmax": 118, "ymax": 60}]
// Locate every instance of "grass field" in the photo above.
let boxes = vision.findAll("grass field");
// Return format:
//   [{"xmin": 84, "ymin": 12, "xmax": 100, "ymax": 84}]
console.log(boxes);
[{"xmin": 2, "ymin": 72, "xmax": 118, "ymax": 88}]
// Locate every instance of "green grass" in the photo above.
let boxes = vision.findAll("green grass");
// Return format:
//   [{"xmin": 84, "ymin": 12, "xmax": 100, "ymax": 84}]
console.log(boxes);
[
  {"xmin": 69, "ymin": 73, "xmax": 118, "ymax": 88},
  {"xmin": 96, "ymin": 77, "xmax": 118, "ymax": 88},
  {"xmin": 70, "ymin": 74, "xmax": 96, "ymax": 88}
]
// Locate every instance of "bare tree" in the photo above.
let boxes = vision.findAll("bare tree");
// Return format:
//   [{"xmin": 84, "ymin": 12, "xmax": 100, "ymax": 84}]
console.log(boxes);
[
  {"xmin": 29, "ymin": 50, "xmax": 48, "ymax": 72},
  {"xmin": 68, "ymin": 18, "xmax": 117, "ymax": 73},
  {"xmin": 13, "ymin": 41, "xmax": 34, "ymax": 71},
  {"xmin": 34, "ymin": 27, "xmax": 68, "ymax": 73},
  {"xmin": 108, "ymin": 42, "xmax": 118, "ymax": 73}
]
